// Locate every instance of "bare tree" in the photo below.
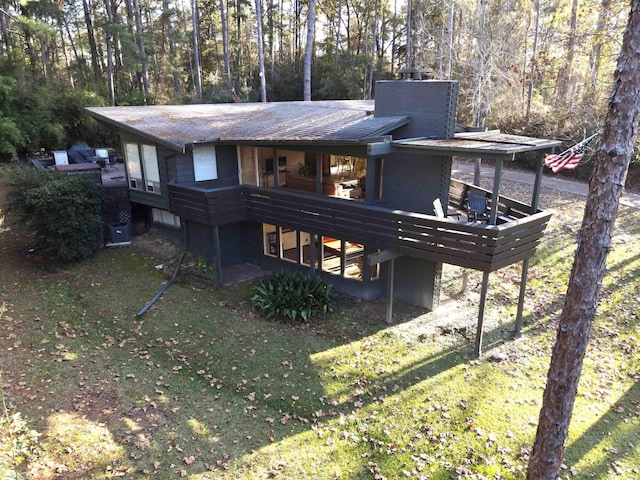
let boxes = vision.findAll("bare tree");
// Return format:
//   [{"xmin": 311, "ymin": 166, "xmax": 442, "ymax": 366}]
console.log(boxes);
[
  {"xmin": 255, "ymin": 0, "xmax": 267, "ymax": 102},
  {"xmin": 191, "ymin": 0, "xmax": 202, "ymax": 101},
  {"xmin": 303, "ymin": 0, "xmax": 315, "ymax": 101},
  {"xmin": 132, "ymin": 0, "xmax": 150, "ymax": 95},
  {"xmin": 525, "ymin": 0, "xmax": 540, "ymax": 125},
  {"xmin": 527, "ymin": 1, "xmax": 640, "ymax": 478},
  {"xmin": 220, "ymin": 0, "xmax": 231, "ymax": 91},
  {"xmin": 367, "ymin": 0, "xmax": 379, "ymax": 99},
  {"xmin": 555, "ymin": 0, "xmax": 578, "ymax": 111}
]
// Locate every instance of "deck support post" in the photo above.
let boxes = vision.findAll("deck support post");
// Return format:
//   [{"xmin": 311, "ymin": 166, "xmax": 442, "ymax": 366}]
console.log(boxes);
[
  {"xmin": 386, "ymin": 258, "xmax": 395, "ymax": 324},
  {"xmin": 514, "ymin": 156, "xmax": 545, "ymax": 337},
  {"xmin": 309, "ymin": 233, "xmax": 317, "ymax": 276},
  {"xmin": 214, "ymin": 225, "xmax": 223, "ymax": 286},
  {"xmin": 272, "ymin": 148, "xmax": 279, "ymax": 188},
  {"xmin": 531, "ymin": 155, "xmax": 545, "ymax": 212},
  {"xmin": 316, "ymin": 153, "xmax": 322, "ymax": 194},
  {"xmin": 475, "ymin": 271, "xmax": 491, "ymax": 357},
  {"xmin": 513, "ymin": 258, "xmax": 529, "ymax": 338},
  {"xmin": 489, "ymin": 157, "xmax": 506, "ymax": 225}
]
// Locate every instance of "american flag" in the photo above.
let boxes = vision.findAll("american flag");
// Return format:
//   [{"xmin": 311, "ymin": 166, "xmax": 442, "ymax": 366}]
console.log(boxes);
[{"xmin": 544, "ymin": 133, "xmax": 598, "ymax": 173}]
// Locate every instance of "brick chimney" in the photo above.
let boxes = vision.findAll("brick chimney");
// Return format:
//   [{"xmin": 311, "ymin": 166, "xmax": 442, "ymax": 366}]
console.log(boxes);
[{"xmin": 374, "ymin": 80, "xmax": 459, "ymax": 140}]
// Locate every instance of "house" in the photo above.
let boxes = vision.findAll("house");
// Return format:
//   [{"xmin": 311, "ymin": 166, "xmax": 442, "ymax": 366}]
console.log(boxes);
[{"xmin": 86, "ymin": 80, "xmax": 561, "ymax": 355}]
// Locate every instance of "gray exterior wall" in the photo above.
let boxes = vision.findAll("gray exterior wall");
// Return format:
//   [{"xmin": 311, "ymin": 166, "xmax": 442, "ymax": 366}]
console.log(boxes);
[
  {"xmin": 381, "ymin": 153, "xmax": 451, "ymax": 214},
  {"xmin": 167, "ymin": 153, "xmax": 193, "ymax": 183},
  {"xmin": 372, "ymin": 80, "xmax": 459, "ymax": 309},
  {"xmin": 375, "ymin": 80, "xmax": 458, "ymax": 140}
]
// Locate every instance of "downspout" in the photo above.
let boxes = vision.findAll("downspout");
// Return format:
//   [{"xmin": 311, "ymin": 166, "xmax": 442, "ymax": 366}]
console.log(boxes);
[{"xmin": 136, "ymin": 252, "xmax": 187, "ymax": 317}]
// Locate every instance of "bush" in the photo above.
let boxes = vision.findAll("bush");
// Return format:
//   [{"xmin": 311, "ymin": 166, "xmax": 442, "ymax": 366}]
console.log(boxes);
[
  {"xmin": 4, "ymin": 166, "xmax": 103, "ymax": 262},
  {"xmin": 250, "ymin": 272, "xmax": 335, "ymax": 322}
]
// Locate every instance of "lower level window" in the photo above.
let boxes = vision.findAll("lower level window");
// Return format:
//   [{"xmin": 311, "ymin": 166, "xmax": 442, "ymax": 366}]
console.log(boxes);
[
  {"xmin": 152, "ymin": 208, "xmax": 181, "ymax": 228},
  {"xmin": 262, "ymin": 224, "xmax": 375, "ymax": 282}
]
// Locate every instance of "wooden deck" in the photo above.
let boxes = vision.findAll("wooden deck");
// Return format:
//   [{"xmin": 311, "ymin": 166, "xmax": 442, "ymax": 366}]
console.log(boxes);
[{"xmin": 168, "ymin": 181, "xmax": 551, "ymax": 272}]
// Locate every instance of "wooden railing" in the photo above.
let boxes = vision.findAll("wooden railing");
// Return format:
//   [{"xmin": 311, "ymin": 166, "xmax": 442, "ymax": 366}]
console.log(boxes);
[
  {"xmin": 169, "ymin": 183, "xmax": 247, "ymax": 226},
  {"xmin": 168, "ymin": 181, "xmax": 551, "ymax": 272}
]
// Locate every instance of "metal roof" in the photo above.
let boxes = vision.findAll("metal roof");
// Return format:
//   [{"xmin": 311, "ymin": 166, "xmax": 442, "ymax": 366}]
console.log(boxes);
[
  {"xmin": 86, "ymin": 101, "xmax": 409, "ymax": 152},
  {"xmin": 394, "ymin": 131, "xmax": 563, "ymax": 160}
]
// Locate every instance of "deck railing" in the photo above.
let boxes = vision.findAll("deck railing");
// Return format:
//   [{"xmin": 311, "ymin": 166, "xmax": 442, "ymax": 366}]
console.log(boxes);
[{"xmin": 168, "ymin": 181, "xmax": 551, "ymax": 272}]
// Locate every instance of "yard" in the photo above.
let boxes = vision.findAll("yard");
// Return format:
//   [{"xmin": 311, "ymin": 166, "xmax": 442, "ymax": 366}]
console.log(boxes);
[{"xmin": 1, "ymin": 178, "xmax": 639, "ymax": 479}]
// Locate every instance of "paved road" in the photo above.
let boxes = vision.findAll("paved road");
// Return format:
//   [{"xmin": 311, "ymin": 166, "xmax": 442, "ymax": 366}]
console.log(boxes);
[{"xmin": 452, "ymin": 160, "xmax": 640, "ymax": 210}]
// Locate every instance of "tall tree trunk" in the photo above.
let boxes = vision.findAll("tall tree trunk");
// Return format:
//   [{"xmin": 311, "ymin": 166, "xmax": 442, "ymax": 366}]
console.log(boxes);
[
  {"xmin": 82, "ymin": 0, "xmax": 101, "ymax": 81},
  {"xmin": 367, "ymin": 0, "xmax": 378, "ymax": 98},
  {"xmin": 220, "ymin": 0, "xmax": 231, "ymax": 90},
  {"xmin": 525, "ymin": 0, "xmax": 540, "ymax": 125},
  {"xmin": 268, "ymin": 0, "xmax": 275, "ymax": 91},
  {"xmin": 405, "ymin": 0, "xmax": 412, "ymax": 70},
  {"xmin": 235, "ymin": 0, "xmax": 243, "ymax": 90},
  {"xmin": 589, "ymin": 0, "xmax": 612, "ymax": 102},
  {"xmin": 445, "ymin": 0, "xmax": 453, "ymax": 79},
  {"xmin": 473, "ymin": 0, "xmax": 487, "ymax": 186},
  {"xmin": 191, "ymin": 0, "xmax": 203, "ymax": 101},
  {"xmin": 303, "ymin": 0, "xmax": 315, "ymax": 101},
  {"xmin": 436, "ymin": 4, "xmax": 444, "ymax": 78},
  {"xmin": 163, "ymin": 0, "xmax": 181, "ymax": 95},
  {"xmin": 103, "ymin": 0, "xmax": 116, "ymax": 104},
  {"xmin": 255, "ymin": 0, "xmax": 267, "ymax": 101},
  {"xmin": 555, "ymin": 0, "xmax": 578, "ymax": 110},
  {"xmin": 58, "ymin": 24, "xmax": 74, "ymax": 87},
  {"xmin": 132, "ymin": 0, "xmax": 150, "ymax": 95},
  {"xmin": 527, "ymin": 2, "xmax": 640, "ymax": 478},
  {"xmin": 333, "ymin": 0, "xmax": 342, "ymax": 74}
]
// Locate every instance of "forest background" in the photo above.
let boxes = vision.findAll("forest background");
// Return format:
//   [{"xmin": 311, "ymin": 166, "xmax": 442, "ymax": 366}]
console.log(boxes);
[{"xmin": 0, "ymin": 0, "xmax": 635, "ymax": 185}]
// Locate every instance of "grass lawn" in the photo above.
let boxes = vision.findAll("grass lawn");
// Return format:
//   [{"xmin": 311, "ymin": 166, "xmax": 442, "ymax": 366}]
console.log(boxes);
[{"xmin": 1, "ymin": 179, "xmax": 639, "ymax": 479}]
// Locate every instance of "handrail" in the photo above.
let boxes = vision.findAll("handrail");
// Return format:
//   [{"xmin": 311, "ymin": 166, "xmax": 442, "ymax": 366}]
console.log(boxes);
[{"xmin": 168, "ymin": 180, "xmax": 551, "ymax": 272}]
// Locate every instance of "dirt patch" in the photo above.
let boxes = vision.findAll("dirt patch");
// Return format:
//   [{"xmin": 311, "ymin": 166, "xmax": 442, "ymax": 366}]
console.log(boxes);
[{"xmin": 131, "ymin": 231, "xmax": 182, "ymax": 261}]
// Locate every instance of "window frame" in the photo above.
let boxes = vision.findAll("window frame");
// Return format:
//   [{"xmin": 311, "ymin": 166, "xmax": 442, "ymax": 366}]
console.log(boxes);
[
  {"xmin": 193, "ymin": 145, "xmax": 218, "ymax": 181},
  {"xmin": 124, "ymin": 142, "xmax": 161, "ymax": 194}
]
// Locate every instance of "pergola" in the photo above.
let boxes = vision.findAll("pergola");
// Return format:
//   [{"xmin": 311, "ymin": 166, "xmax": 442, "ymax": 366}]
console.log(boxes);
[{"xmin": 376, "ymin": 131, "xmax": 562, "ymax": 356}]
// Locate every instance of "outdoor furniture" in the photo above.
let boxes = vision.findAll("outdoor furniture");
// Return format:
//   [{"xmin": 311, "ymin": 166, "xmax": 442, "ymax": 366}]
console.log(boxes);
[
  {"xmin": 433, "ymin": 197, "xmax": 461, "ymax": 220},
  {"xmin": 466, "ymin": 193, "xmax": 490, "ymax": 222},
  {"xmin": 53, "ymin": 150, "xmax": 69, "ymax": 165}
]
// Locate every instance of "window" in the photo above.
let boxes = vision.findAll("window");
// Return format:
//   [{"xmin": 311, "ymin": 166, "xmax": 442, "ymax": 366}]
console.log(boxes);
[
  {"xmin": 152, "ymin": 208, "xmax": 181, "ymax": 228},
  {"xmin": 125, "ymin": 143, "xmax": 142, "ymax": 190},
  {"xmin": 124, "ymin": 142, "xmax": 160, "ymax": 194},
  {"xmin": 262, "ymin": 223, "xmax": 371, "ymax": 281},
  {"xmin": 193, "ymin": 145, "xmax": 218, "ymax": 181}
]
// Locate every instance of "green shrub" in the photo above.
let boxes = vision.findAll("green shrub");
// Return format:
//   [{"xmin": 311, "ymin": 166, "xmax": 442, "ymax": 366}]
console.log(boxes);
[
  {"xmin": 250, "ymin": 271, "xmax": 335, "ymax": 322},
  {"xmin": 4, "ymin": 166, "xmax": 103, "ymax": 262}
]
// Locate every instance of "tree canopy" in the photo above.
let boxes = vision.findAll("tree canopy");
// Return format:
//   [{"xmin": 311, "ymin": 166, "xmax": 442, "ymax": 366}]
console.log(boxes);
[{"xmin": 0, "ymin": 0, "xmax": 630, "ymax": 160}]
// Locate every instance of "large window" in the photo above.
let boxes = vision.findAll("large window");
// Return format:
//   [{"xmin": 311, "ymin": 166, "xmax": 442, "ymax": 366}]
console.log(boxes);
[
  {"xmin": 125, "ymin": 142, "xmax": 160, "ymax": 194},
  {"xmin": 152, "ymin": 208, "xmax": 181, "ymax": 228},
  {"xmin": 262, "ymin": 224, "xmax": 374, "ymax": 281},
  {"xmin": 193, "ymin": 145, "xmax": 218, "ymax": 181}
]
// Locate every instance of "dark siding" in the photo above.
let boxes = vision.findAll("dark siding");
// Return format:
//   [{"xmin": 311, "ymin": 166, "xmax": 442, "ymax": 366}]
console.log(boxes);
[
  {"xmin": 215, "ymin": 145, "xmax": 240, "ymax": 187},
  {"xmin": 218, "ymin": 222, "xmax": 245, "ymax": 266},
  {"xmin": 185, "ymin": 220, "xmax": 216, "ymax": 264},
  {"xmin": 375, "ymin": 81, "xmax": 459, "ymax": 140},
  {"xmin": 393, "ymin": 257, "xmax": 438, "ymax": 309},
  {"xmin": 167, "ymin": 153, "xmax": 194, "ymax": 183},
  {"xmin": 381, "ymin": 153, "xmax": 448, "ymax": 214},
  {"xmin": 128, "ymin": 189, "xmax": 171, "ymax": 210}
]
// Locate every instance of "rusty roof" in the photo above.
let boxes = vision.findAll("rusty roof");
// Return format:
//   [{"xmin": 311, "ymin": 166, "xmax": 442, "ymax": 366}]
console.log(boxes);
[
  {"xmin": 86, "ymin": 101, "xmax": 409, "ymax": 152},
  {"xmin": 394, "ymin": 131, "xmax": 563, "ymax": 160}
]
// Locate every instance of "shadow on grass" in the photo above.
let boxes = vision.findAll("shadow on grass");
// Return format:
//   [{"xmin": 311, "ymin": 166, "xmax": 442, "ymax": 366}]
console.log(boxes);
[{"xmin": 564, "ymin": 379, "xmax": 640, "ymax": 477}]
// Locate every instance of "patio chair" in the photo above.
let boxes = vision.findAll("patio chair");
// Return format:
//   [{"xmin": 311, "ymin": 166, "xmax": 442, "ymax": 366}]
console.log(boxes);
[
  {"xmin": 466, "ymin": 193, "xmax": 490, "ymax": 222},
  {"xmin": 52, "ymin": 150, "xmax": 69, "ymax": 166},
  {"xmin": 433, "ymin": 197, "xmax": 446, "ymax": 218},
  {"xmin": 433, "ymin": 197, "xmax": 462, "ymax": 220}
]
